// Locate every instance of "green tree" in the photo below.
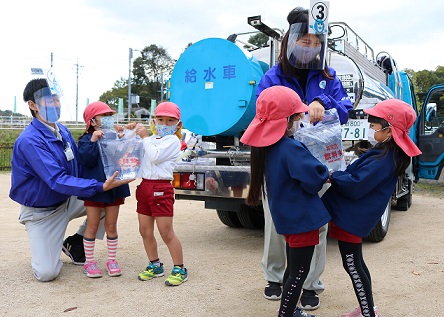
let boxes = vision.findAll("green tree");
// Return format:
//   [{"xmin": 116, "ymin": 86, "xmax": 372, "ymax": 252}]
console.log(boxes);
[
  {"xmin": 99, "ymin": 78, "xmax": 129, "ymax": 110},
  {"xmin": 131, "ymin": 44, "xmax": 175, "ymax": 109},
  {"xmin": 97, "ymin": 44, "xmax": 175, "ymax": 116},
  {"xmin": 245, "ymin": 33, "xmax": 269, "ymax": 50},
  {"xmin": 405, "ymin": 66, "xmax": 444, "ymax": 109}
]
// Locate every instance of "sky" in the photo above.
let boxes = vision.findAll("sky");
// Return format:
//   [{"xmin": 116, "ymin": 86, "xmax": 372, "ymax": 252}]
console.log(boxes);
[{"xmin": 2, "ymin": 0, "xmax": 443, "ymax": 121}]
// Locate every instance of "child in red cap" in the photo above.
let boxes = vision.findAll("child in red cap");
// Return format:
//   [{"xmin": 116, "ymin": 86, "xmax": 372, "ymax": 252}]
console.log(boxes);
[
  {"xmin": 78, "ymin": 101, "xmax": 133, "ymax": 278},
  {"xmin": 241, "ymin": 85, "xmax": 331, "ymax": 317},
  {"xmin": 134, "ymin": 101, "xmax": 188, "ymax": 286},
  {"xmin": 321, "ymin": 99, "xmax": 422, "ymax": 317}
]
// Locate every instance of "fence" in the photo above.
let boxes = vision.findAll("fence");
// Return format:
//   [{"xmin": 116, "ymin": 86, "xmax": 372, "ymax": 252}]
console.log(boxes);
[
  {"xmin": 0, "ymin": 116, "xmax": 137, "ymax": 171},
  {"xmin": 0, "ymin": 117, "xmax": 80, "ymax": 171},
  {"xmin": 0, "ymin": 116, "xmax": 134, "ymax": 129},
  {"xmin": 0, "ymin": 117, "xmax": 86, "ymax": 130}
]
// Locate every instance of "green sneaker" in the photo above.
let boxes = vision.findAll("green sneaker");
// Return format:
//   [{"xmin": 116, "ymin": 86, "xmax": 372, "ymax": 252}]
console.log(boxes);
[
  {"xmin": 165, "ymin": 266, "xmax": 188, "ymax": 286},
  {"xmin": 138, "ymin": 262, "xmax": 164, "ymax": 281}
]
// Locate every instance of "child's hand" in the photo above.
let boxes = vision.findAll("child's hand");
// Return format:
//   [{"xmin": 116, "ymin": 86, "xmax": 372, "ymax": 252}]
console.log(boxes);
[
  {"xmin": 325, "ymin": 170, "xmax": 333, "ymax": 183},
  {"xmin": 91, "ymin": 130, "xmax": 104, "ymax": 142},
  {"xmin": 115, "ymin": 125, "xmax": 127, "ymax": 139},
  {"xmin": 125, "ymin": 122, "xmax": 137, "ymax": 130},
  {"xmin": 115, "ymin": 125, "xmax": 125, "ymax": 133},
  {"xmin": 135, "ymin": 123, "xmax": 149, "ymax": 139}
]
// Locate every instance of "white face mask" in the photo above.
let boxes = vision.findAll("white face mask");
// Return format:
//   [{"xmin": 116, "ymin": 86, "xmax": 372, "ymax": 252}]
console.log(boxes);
[
  {"xmin": 367, "ymin": 128, "xmax": 378, "ymax": 146},
  {"xmin": 368, "ymin": 126, "xmax": 391, "ymax": 146},
  {"xmin": 287, "ymin": 119, "xmax": 301, "ymax": 136}
]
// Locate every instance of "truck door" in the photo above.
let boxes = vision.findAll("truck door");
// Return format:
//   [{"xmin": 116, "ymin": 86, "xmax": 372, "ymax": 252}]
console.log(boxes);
[{"xmin": 417, "ymin": 84, "xmax": 444, "ymax": 180}]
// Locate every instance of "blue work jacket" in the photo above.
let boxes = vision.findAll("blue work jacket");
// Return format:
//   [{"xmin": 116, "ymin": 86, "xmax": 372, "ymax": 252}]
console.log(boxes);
[
  {"xmin": 9, "ymin": 118, "xmax": 103, "ymax": 207},
  {"xmin": 256, "ymin": 64, "xmax": 353, "ymax": 124},
  {"xmin": 321, "ymin": 149, "xmax": 398, "ymax": 237},
  {"xmin": 266, "ymin": 137, "xmax": 331, "ymax": 235},
  {"xmin": 77, "ymin": 133, "xmax": 130, "ymax": 203}
]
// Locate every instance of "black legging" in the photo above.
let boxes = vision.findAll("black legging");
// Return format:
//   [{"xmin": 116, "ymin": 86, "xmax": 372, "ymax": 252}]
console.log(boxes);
[
  {"xmin": 278, "ymin": 244, "xmax": 314, "ymax": 317},
  {"xmin": 338, "ymin": 240, "xmax": 376, "ymax": 317}
]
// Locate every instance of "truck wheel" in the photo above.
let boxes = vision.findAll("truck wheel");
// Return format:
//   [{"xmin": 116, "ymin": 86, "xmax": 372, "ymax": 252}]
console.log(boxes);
[
  {"xmin": 364, "ymin": 200, "xmax": 391, "ymax": 242},
  {"xmin": 216, "ymin": 210, "xmax": 243, "ymax": 228},
  {"xmin": 395, "ymin": 178, "xmax": 413, "ymax": 211},
  {"xmin": 237, "ymin": 204, "xmax": 265, "ymax": 229}
]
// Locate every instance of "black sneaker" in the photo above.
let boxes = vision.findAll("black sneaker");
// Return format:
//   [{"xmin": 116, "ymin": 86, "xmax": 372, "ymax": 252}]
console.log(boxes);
[
  {"xmin": 62, "ymin": 234, "xmax": 86, "ymax": 265},
  {"xmin": 263, "ymin": 281, "xmax": 282, "ymax": 300},
  {"xmin": 300, "ymin": 289, "xmax": 320, "ymax": 310}
]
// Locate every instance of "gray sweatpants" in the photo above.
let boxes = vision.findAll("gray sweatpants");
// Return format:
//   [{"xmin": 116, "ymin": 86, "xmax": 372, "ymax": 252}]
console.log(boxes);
[
  {"xmin": 19, "ymin": 196, "xmax": 105, "ymax": 282},
  {"xmin": 261, "ymin": 184, "xmax": 330, "ymax": 294}
]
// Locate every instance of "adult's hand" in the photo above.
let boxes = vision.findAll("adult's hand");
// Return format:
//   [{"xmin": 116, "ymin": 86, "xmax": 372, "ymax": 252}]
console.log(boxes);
[
  {"xmin": 308, "ymin": 100, "xmax": 325, "ymax": 123},
  {"xmin": 102, "ymin": 171, "xmax": 134, "ymax": 191}
]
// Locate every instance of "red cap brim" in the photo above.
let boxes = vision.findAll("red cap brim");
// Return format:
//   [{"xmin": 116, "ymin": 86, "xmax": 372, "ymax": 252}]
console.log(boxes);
[{"xmin": 240, "ymin": 117, "xmax": 287, "ymax": 147}]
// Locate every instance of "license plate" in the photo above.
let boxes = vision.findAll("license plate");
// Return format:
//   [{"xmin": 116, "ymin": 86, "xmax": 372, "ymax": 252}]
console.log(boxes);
[{"xmin": 341, "ymin": 119, "xmax": 369, "ymax": 140}]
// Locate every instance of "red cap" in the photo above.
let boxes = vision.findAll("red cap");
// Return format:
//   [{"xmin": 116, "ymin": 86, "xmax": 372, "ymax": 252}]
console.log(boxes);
[
  {"xmin": 155, "ymin": 102, "xmax": 181, "ymax": 119},
  {"xmin": 364, "ymin": 99, "xmax": 422, "ymax": 157},
  {"xmin": 240, "ymin": 86, "xmax": 309, "ymax": 147},
  {"xmin": 83, "ymin": 101, "xmax": 115, "ymax": 130}
]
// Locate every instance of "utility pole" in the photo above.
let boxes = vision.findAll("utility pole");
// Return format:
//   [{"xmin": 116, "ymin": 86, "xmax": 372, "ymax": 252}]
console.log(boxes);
[
  {"xmin": 160, "ymin": 72, "xmax": 164, "ymax": 102},
  {"xmin": 128, "ymin": 48, "xmax": 141, "ymax": 120},
  {"xmin": 128, "ymin": 48, "xmax": 133, "ymax": 120},
  {"xmin": 74, "ymin": 59, "xmax": 83, "ymax": 123}
]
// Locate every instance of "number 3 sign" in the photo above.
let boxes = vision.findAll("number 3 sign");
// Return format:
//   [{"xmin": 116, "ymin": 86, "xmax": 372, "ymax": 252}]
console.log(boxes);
[{"xmin": 309, "ymin": 0, "xmax": 330, "ymax": 35}]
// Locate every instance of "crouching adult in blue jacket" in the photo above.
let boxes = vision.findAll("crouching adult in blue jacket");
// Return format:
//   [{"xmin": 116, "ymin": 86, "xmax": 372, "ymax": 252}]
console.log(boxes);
[{"xmin": 9, "ymin": 78, "xmax": 133, "ymax": 281}]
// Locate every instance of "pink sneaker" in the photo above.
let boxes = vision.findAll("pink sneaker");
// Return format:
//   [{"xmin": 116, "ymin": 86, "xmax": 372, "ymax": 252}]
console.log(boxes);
[
  {"xmin": 341, "ymin": 307, "xmax": 361, "ymax": 317},
  {"xmin": 83, "ymin": 261, "xmax": 102, "ymax": 278},
  {"xmin": 341, "ymin": 306, "xmax": 378, "ymax": 317},
  {"xmin": 106, "ymin": 260, "xmax": 122, "ymax": 277}
]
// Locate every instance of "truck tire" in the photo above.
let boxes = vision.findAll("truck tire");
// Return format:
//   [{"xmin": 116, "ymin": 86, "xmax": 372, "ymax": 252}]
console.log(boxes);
[
  {"xmin": 394, "ymin": 178, "xmax": 413, "ymax": 211},
  {"xmin": 237, "ymin": 204, "xmax": 265, "ymax": 229},
  {"xmin": 364, "ymin": 200, "xmax": 391, "ymax": 242},
  {"xmin": 216, "ymin": 210, "xmax": 243, "ymax": 228}
]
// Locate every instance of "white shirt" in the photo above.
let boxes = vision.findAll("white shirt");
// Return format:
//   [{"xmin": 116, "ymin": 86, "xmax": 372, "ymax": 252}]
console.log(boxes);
[
  {"xmin": 41, "ymin": 120, "xmax": 62, "ymax": 140},
  {"xmin": 140, "ymin": 134, "xmax": 180, "ymax": 180}
]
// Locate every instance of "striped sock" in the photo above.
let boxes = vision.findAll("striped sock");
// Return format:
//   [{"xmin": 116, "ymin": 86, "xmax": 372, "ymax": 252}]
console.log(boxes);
[
  {"xmin": 107, "ymin": 236, "xmax": 118, "ymax": 261},
  {"xmin": 83, "ymin": 237, "xmax": 95, "ymax": 263}
]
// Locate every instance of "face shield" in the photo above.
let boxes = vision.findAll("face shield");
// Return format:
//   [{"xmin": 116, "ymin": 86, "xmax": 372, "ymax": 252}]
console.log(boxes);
[
  {"xmin": 286, "ymin": 22, "xmax": 327, "ymax": 70},
  {"xmin": 31, "ymin": 69, "xmax": 65, "ymax": 123},
  {"xmin": 34, "ymin": 87, "xmax": 62, "ymax": 123}
]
